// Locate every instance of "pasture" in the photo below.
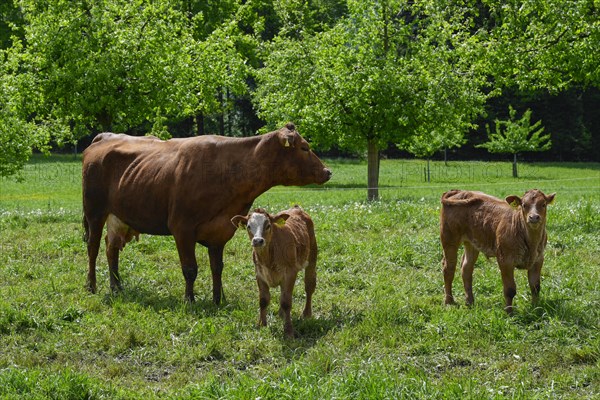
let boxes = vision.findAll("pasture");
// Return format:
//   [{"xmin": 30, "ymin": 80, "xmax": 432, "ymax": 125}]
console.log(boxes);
[{"xmin": 0, "ymin": 155, "xmax": 599, "ymax": 399}]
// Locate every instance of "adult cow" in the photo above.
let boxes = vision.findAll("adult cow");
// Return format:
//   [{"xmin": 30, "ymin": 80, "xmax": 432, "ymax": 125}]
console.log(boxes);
[{"xmin": 82, "ymin": 123, "xmax": 331, "ymax": 304}]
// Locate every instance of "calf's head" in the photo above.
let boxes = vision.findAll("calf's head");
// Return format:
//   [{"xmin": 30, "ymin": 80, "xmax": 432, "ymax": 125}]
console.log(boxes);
[
  {"xmin": 231, "ymin": 209, "xmax": 290, "ymax": 248},
  {"xmin": 506, "ymin": 189, "xmax": 556, "ymax": 229},
  {"xmin": 273, "ymin": 123, "xmax": 332, "ymax": 186}
]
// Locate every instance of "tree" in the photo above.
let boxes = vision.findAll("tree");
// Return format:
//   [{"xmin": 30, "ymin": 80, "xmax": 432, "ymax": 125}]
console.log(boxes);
[
  {"xmin": 255, "ymin": 0, "xmax": 488, "ymax": 200},
  {"xmin": 483, "ymin": 0, "xmax": 600, "ymax": 91},
  {"xmin": 478, "ymin": 105, "xmax": 551, "ymax": 178},
  {"xmin": 1, "ymin": 0, "xmax": 250, "ymax": 177}
]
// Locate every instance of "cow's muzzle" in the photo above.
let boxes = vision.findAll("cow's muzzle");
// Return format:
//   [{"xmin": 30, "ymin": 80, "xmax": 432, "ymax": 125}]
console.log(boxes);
[
  {"xmin": 252, "ymin": 237, "xmax": 265, "ymax": 247},
  {"xmin": 527, "ymin": 214, "xmax": 541, "ymax": 225}
]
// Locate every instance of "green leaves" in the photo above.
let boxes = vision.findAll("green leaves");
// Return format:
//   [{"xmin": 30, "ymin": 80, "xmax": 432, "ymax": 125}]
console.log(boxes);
[{"xmin": 478, "ymin": 105, "xmax": 552, "ymax": 155}]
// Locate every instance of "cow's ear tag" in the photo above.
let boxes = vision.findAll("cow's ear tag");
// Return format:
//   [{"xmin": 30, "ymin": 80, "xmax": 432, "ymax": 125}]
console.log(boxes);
[
  {"xmin": 275, "ymin": 218, "xmax": 286, "ymax": 226},
  {"xmin": 284, "ymin": 138, "xmax": 290, "ymax": 147}
]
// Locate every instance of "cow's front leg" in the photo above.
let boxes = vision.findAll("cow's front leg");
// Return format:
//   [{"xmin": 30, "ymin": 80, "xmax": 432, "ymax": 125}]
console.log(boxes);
[
  {"xmin": 528, "ymin": 259, "xmax": 543, "ymax": 305},
  {"xmin": 499, "ymin": 264, "xmax": 517, "ymax": 314},
  {"xmin": 279, "ymin": 273, "xmax": 297, "ymax": 338},
  {"xmin": 208, "ymin": 245, "xmax": 225, "ymax": 305},
  {"xmin": 174, "ymin": 235, "xmax": 198, "ymax": 303},
  {"xmin": 257, "ymin": 277, "xmax": 270, "ymax": 327}
]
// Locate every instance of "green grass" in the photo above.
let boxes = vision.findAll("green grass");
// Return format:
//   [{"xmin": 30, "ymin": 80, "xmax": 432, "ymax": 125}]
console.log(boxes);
[{"xmin": 1, "ymin": 155, "xmax": 599, "ymax": 399}]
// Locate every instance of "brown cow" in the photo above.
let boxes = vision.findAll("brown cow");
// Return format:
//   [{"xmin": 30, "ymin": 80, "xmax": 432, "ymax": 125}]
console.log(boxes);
[
  {"xmin": 231, "ymin": 206, "xmax": 317, "ymax": 338},
  {"xmin": 440, "ymin": 189, "xmax": 555, "ymax": 313},
  {"xmin": 82, "ymin": 123, "xmax": 331, "ymax": 304}
]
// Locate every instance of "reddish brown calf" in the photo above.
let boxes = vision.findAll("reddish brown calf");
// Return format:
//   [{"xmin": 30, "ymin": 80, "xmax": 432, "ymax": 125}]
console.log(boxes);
[
  {"xmin": 232, "ymin": 206, "xmax": 317, "ymax": 338},
  {"xmin": 440, "ymin": 189, "xmax": 555, "ymax": 313}
]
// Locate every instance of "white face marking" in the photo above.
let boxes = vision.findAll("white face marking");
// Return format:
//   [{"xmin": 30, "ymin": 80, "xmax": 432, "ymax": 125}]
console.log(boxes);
[{"xmin": 247, "ymin": 213, "xmax": 269, "ymax": 247}]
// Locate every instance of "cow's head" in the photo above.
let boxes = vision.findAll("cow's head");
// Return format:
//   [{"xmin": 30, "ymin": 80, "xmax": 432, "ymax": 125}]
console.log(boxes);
[
  {"xmin": 506, "ymin": 189, "xmax": 555, "ymax": 229},
  {"xmin": 271, "ymin": 123, "xmax": 332, "ymax": 186},
  {"xmin": 231, "ymin": 208, "xmax": 290, "ymax": 248}
]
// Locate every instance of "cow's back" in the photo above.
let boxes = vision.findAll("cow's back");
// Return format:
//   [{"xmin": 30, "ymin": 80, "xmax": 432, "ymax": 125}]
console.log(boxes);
[{"xmin": 440, "ymin": 190, "xmax": 513, "ymax": 256}]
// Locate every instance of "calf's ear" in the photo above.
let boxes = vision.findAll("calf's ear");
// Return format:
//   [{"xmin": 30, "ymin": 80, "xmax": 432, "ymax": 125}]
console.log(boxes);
[
  {"xmin": 272, "ymin": 212, "xmax": 290, "ymax": 225},
  {"xmin": 546, "ymin": 193, "xmax": 556, "ymax": 204},
  {"xmin": 231, "ymin": 215, "xmax": 249, "ymax": 228},
  {"xmin": 505, "ymin": 195, "xmax": 522, "ymax": 208}
]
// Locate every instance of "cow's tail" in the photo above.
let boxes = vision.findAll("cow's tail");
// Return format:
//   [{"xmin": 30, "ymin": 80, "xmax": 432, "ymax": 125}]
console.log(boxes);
[{"xmin": 441, "ymin": 190, "xmax": 482, "ymax": 206}]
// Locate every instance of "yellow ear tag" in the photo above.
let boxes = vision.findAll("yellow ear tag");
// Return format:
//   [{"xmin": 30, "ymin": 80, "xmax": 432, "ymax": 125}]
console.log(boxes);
[
  {"xmin": 284, "ymin": 139, "xmax": 290, "ymax": 147},
  {"xmin": 275, "ymin": 218, "xmax": 286, "ymax": 226}
]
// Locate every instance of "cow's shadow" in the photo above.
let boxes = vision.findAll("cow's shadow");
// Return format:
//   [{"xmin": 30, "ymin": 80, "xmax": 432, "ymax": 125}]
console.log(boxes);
[
  {"xmin": 276, "ymin": 306, "xmax": 365, "ymax": 356},
  {"xmin": 100, "ymin": 284, "xmax": 244, "ymax": 318},
  {"xmin": 513, "ymin": 297, "xmax": 594, "ymax": 329}
]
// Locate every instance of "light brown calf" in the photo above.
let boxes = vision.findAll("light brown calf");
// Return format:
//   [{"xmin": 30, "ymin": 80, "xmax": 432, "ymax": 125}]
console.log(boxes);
[
  {"xmin": 232, "ymin": 206, "xmax": 317, "ymax": 338},
  {"xmin": 440, "ymin": 189, "xmax": 555, "ymax": 313}
]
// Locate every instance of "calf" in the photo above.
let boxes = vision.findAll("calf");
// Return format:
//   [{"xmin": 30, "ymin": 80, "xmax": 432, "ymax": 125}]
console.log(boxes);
[
  {"xmin": 440, "ymin": 189, "xmax": 555, "ymax": 313},
  {"xmin": 232, "ymin": 206, "xmax": 317, "ymax": 338}
]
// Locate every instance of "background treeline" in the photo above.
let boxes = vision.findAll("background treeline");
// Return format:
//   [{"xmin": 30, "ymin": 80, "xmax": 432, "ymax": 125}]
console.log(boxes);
[{"xmin": 1, "ymin": 0, "xmax": 599, "ymax": 179}]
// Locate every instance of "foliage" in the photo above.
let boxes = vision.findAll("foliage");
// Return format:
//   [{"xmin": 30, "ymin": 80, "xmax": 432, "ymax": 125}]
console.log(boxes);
[
  {"xmin": 0, "ymin": 156, "xmax": 599, "ymax": 398},
  {"xmin": 483, "ymin": 0, "xmax": 600, "ymax": 91},
  {"xmin": 478, "ymin": 105, "xmax": 551, "ymax": 177},
  {"xmin": 0, "ymin": 0, "xmax": 250, "ymax": 175},
  {"xmin": 255, "ymin": 0, "xmax": 489, "ymax": 200}
]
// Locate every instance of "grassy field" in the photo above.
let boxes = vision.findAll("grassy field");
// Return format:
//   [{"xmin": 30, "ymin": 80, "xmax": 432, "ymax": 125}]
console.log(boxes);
[{"xmin": 0, "ymin": 155, "xmax": 599, "ymax": 399}]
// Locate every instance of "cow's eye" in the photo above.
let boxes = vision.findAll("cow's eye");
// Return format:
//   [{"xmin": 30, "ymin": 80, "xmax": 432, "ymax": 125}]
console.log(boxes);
[{"xmin": 264, "ymin": 223, "xmax": 270, "ymax": 231}]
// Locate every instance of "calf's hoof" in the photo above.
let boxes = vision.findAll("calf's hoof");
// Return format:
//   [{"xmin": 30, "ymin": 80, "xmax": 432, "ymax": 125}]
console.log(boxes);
[{"xmin": 444, "ymin": 296, "xmax": 456, "ymax": 306}]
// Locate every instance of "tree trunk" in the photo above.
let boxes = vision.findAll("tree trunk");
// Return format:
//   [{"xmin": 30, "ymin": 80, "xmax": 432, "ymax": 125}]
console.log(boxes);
[
  {"xmin": 512, "ymin": 153, "xmax": 518, "ymax": 178},
  {"xmin": 367, "ymin": 139, "xmax": 380, "ymax": 201},
  {"xmin": 427, "ymin": 159, "xmax": 431, "ymax": 183},
  {"xmin": 195, "ymin": 112, "xmax": 205, "ymax": 136}
]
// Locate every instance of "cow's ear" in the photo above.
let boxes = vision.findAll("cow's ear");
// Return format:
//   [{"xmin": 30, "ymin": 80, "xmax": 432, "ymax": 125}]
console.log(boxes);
[
  {"xmin": 546, "ymin": 193, "xmax": 556, "ymax": 205},
  {"xmin": 505, "ymin": 195, "xmax": 522, "ymax": 208},
  {"xmin": 231, "ymin": 215, "xmax": 248, "ymax": 229},
  {"xmin": 272, "ymin": 212, "xmax": 290, "ymax": 225},
  {"xmin": 278, "ymin": 124, "xmax": 296, "ymax": 148}
]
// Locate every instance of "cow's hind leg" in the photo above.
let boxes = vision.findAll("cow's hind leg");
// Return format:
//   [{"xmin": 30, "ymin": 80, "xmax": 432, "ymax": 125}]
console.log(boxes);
[
  {"xmin": 85, "ymin": 217, "xmax": 105, "ymax": 294},
  {"xmin": 105, "ymin": 237, "xmax": 123, "ymax": 292},
  {"xmin": 461, "ymin": 242, "xmax": 479, "ymax": 306},
  {"xmin": 441, "ymin": 242, "xmax": 459, "ymax": 305},
  {"xmin": 174, "ymin": 235, "xmax": 198, "ymax": 303},
  {"xmin": 302, "ymin": 259, "xmax": 316, "ymax": 319},
  {"xmin": 208, "ymin": 245, "xmax": 225, "ymax": 305}
]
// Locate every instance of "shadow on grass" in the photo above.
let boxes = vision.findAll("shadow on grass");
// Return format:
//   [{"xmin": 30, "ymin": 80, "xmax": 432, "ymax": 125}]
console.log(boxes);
[
  {"xmin": 100, "ymin": 284, "xmax": 245, "ymax": 319},
  {"xmin": 277, "ymin": 305, "xmax": 365, "ymax": 357},
  {"xmin": 514, "ymin": 297, "xmax": 595, "ymax": 328}
]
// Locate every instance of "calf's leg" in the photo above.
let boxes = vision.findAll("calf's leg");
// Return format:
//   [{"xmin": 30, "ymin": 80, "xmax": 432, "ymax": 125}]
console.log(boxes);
[
  {"xmin": 499, "ymin": 263, "xmax": 517, "ymax": 314},
  {"xmin": 302, "ymin": 260, "xmax": 316, "ymax": 319},
  {"xmin": 528, "ymin": 259, "xmax": 543, "ymax": 305},
  {"xmin": 257, "ymin": 277, "xmax": 270, "ymax": 327},
  {"xmin": 441, "ymin": 243, "xmax": 459, "ymax": 305},
  {"xmin": 461, "ymin": 242, "xmax": 479, "ymax": 306},
  {"xmin": 280, "ymin": 274, "xmax": 297, "ymax": 338}
]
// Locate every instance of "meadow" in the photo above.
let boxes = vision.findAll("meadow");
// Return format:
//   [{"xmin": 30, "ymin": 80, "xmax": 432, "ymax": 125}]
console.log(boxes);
[{"xmin": 0, "ymin": 155, "xmax": 599, "ymax": 399}]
